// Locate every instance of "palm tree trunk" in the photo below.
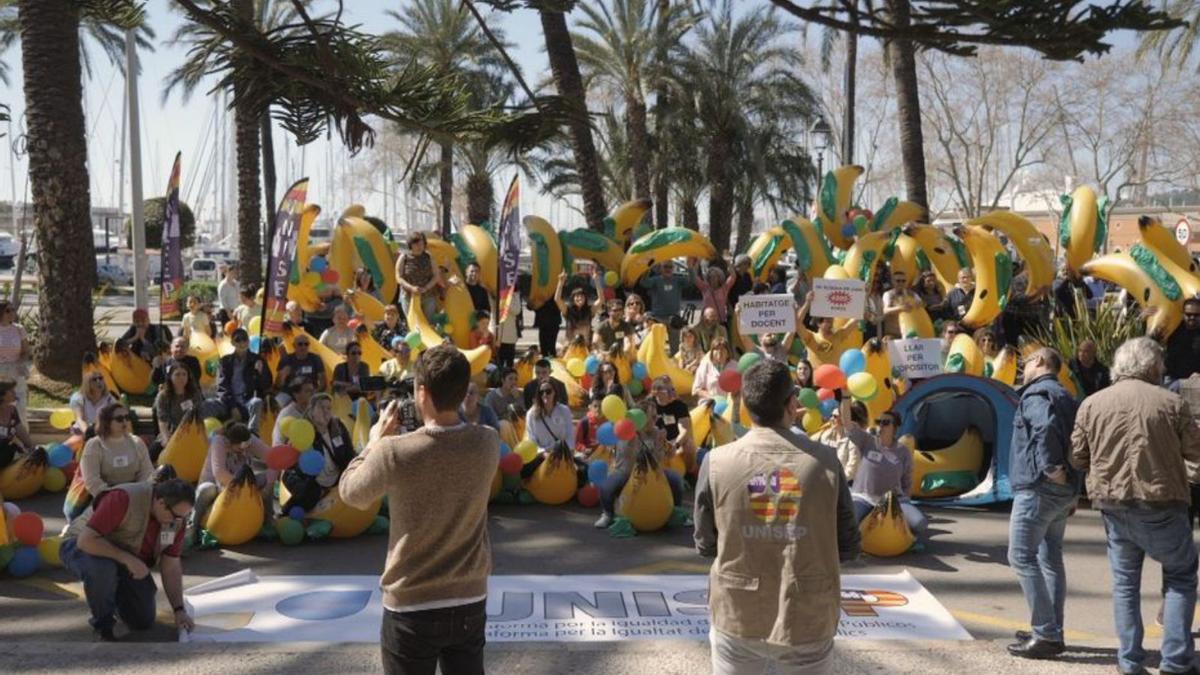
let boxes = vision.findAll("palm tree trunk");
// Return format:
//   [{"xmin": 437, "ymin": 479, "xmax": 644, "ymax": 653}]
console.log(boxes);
[
  {"xmin": 652, "ymin": 0, "xmax": 671, "ymax": 229},
  {"xmin": 19, "ymin": 0, "xmax": 96, "ymax": 381},
  {"xmin": 439, "ymin": 140, "xmax": 453, "ymax": 237},
  {"xmin": 627, "ymin": 91, "xmax": 651, "ymax": 203},
  {"xmin": 539, "ymin": 7, "xmax": 608, "ymax": 232},
  {"xmin": 261, "ymin": 111, "xmax": 277, "ymax": 240},
  {"xmin": 465, "ymin": 171, "xmax": 493, "ymax": 226},
  {"xmin": 888, "ymin": 0, "xmax": 928, "ymax": 220},
  {"xmin": 233, "ymin": 0, "xmax": 262, "ymax": 286},
  {"xmin": 842, "ymin": 29, "xmax": 857, "ymax": 163},
  {"xmin": 680, "ymin": 198, "xmax": 699, "ymax": 231},
  {"xmin": 706, "ymin": 134, "xmax": 734, "ymax": 253},
  {"xmin": 735, "ymin": 198, "xmax": 754, "ymax": 254}
]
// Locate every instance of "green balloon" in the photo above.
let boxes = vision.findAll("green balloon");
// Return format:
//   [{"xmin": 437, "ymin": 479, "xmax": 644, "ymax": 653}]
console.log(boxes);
[
  {"xmin": 405, "ymin": 331, "xmax": 423, "ymax": 348},
  {"xmin": 628, "ymin": 379, "xmax": 644, "ymax": 396},
  {"xmin": 738, "ymin": 352, "xmax": 762, "ymax": 373},
  {"xmin": 626, "ymin": 408, "xmax": 648, "ymax": 430},
  {"xmin": 798, "ymin": 387, "xmax": 820, "ymax": 409},
  {"xmin": 276, "ymin": 518, "xmax": 304, "ymax": 546},
  {"xmin": 306, "ymin": 519, "xmax": 333, "ymax": 540}
]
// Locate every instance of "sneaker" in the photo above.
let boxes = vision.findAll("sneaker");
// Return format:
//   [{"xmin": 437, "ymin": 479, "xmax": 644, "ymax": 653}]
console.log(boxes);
[
  {"xmin": 94, "ymin": 625, "xmax": 119, "ymax": 642},
  {"xmin": 594, "ymin": 513, "xmax": 613, "ymax": 529}
]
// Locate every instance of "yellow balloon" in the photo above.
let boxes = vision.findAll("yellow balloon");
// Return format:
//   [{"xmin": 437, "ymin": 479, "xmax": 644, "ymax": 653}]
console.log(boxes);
[
  {"xmin": 279, "ymin": 416, "xmax": 294, "ymax": 439},
  {"xmin": 847, "ymin": 372, "xmax": 878, "ymax": 401},
  {"xmin": 516, "ymin": 440, "xmax": 538, "ymax": 463},
  {"xmin": 287, "ymin": 418, "xmax": 316, "ymax": 451},
  {"xmin": 49, "ymin": 408, "xmax": 73, "ymax": 430},
  {"xmin": 604, "ymin": 270, "xmax": 620, "ymax": 287},
  {"xmin": 443, "ymin": 323, "xmax": 455, "ymax": 335},
  {"xmin": 204, "ymin": 417, "xmax": 223, "ymax": 435},
  {"xmin": 802, "ymin": 409, "xmax": 823, "ymax": 434},
  {"xmin": 42, "ymin": 467, "xmax": 66, "ymax": 492},
  {"xmin": 38, "ymin": 535, "xmax": 63, "ymax": 567},
  {"xmin": 566, "ymin": 358, "xmax": 586, "ymax": 378},
  {"xmin": 303, "ymin": 271, "xmax": 322, "ymax": 288},
  {"xmin": 247, "ymin": 315, "xmax": 262, "ymax": 335},
  {"xmin": 601, "ymin": 394, "xmax": 627, "ymax": 423}
]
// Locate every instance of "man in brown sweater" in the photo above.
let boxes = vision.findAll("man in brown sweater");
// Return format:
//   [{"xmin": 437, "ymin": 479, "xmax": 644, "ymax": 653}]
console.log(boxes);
[{"xmin": 340, "ymin": 343, "xmax": 500, "ymax": 675}]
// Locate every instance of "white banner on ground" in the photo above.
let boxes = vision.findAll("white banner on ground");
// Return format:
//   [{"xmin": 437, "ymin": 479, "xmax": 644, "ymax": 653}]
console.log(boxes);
[
  {"xmin": 182, "ymin": 571, "xmax": 970, "ymax": 643},
  {"xmin": 737, "ymin": 294, "xmax": 796, "ymax": 335},
  {"xmin": 888, "ymin": 338, "xmax": 945, "ymax": 379},
  {"xmin": 812, "ymin": 279, "xmax": 866, "ymax": 318}
]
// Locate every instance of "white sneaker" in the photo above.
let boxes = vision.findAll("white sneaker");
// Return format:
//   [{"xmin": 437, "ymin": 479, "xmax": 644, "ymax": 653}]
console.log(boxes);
[{"xmin": 594, "ymin": 513, "xmax": 613, "ymax": 529}]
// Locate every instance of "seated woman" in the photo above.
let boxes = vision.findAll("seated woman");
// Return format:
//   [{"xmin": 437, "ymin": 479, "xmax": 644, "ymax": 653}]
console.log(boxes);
[
  {"xmin": 380, "ymin": 339, "xmax": 414, "ymax": 384},
  {"xmin": 673, "ymin": 326, "xmax": 704, "ymax": 374},
  {"xmin": 180, "ymin": 295, "xmax": 213, "ymax": 340},
  {"xmin": 623, "ymin": 293, "xmax": 647, "ymax": 341},
  {"xmin": 521, "ymin": 381, "xmax": 582, "ymax": 480},
  {"xmin": 66, "ymin": 402, "xmax": 154, "ymax": 520},
  {"xmin": 69, "ymin": 369, "xmax": 118, "ymax": 437},
  {"xmin": 152, "ymin": 363, "xmax": 205, "ymax": 462},
  {"xmin": 840, "ymin": 401, "xmax": 927, "ymax": 538},
  {"xmin": 371, "ymin": 304, "xmax": 407, "ymax": 349},
  {"xmin": 973, "ymin": 327, "xmax": 1001, "ymax": 360},
  {"xmin": 353, "ymin": 267, "xmax": 380, "ymax": 300},
  {"xmin": 593, "ymin": 401, "xmax": 684, "ymax": 529},
  {"xmin": 320, "ymin": 306, "xmax": 357, "ymax": 355},
  {"xmin": 691, "ymin": 339, "xmax": 735, "ymax": 399},
  {"xmin": 589, "ymin": 361, "xmax": 627, "ymax": 405},
  {"xmin": 812, "ymin": 400, "xmax": 868, "ymax": 484},
  {"xmin": 192, "ymin": 421, "xmax": 278, "ymax": 546},
  {"xmin": 459, "ymin": 382, "xmax": 499, "ymax": 431},
  {"xmin": 794, "ymin": 359, "xmax": 815, "ymax": 390},
  {"xmin": 280, "ymin": 393, "xmax": 355, "ymax": 514},
  {"xmin": 0, "ymin": 381, "xmax": 34, "ymax": 470},
  {"xmin": 332, "ymin": 341, "xmax": 371, "ymax": 401},
  {"xmin": 650, "ymin": 376, "xmax": 696, "ymax": 471}
]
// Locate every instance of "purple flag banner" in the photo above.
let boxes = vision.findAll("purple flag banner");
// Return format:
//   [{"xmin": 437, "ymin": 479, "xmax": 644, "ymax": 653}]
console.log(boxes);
[
  {"xmin": 159, "ymin": 152, "xmax": 184, "ymax": 321},
  {"xmin": 262, "ymin": 178, "xmax": 309, "ymax": 337},
  {"xmin": 497, "ymin": 175, "xmax": 521, "ymax": 324}
]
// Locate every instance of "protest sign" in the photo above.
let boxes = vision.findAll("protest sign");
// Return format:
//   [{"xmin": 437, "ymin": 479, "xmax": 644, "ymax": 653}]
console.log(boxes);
[
  {"xmin": 888, "ymin": 338, "xmax": 944, "ymax": 379},
  {"xmin": 812, "ymin": 278, "xmax": 866, "ymax": 318},
  {"xmin": 737, "ymin": 294, "xmax": 796, "ymax": 335}
]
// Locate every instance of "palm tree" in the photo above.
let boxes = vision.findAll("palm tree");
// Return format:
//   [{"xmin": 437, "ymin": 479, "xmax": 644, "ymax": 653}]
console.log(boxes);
[
  {"xmin": 384, "ymin": 0, "xmax": 507, "ymax": 237},
  {"xmin": 0, "ymin": 0, "xmax": 154, "ymax": 84},
  {"xmin": 1138, "ymin": 0, "xmax": 1200, "ymax": 69},
  {"xmin": 534, "ymin": 109, "xmax": 635, "ymax": 214},
  {"xmin": 887, "ymin": 0, "xmax": 927, "ymax": 218},
  {"xmin": 732, "ymin": 114, "xmax": 818, "ymax": 251}
]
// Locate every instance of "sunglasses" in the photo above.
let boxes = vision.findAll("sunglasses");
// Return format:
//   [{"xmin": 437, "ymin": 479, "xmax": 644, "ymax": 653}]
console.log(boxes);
[
  {"xmin": 112, "ymin": 414, "xmax": 130, "ymax": 423},
  {"xmin": 233, "ymin": 338, "xmax": 249, "ymax": 344},
  {"xmin": 348, "ymin": 351, "xmax": 362, "ymax": 356},
  {"xmin": 1186, "ymin": 313, "xmax": 1200, "ymax": 319},
  {"xmin": 90, "ymin": 376, "xmax": 105, "ymax": 383},
  {"xmin": 294, "ymin": 341, "xmax": 310, "ymax": 347},
  {"xmin": 539, "ymin": 390, "xmax": 555, "ymax": 396},
  {"xmin": 874, "ymin": 418, "xmax": 893, "ymax": 427}
]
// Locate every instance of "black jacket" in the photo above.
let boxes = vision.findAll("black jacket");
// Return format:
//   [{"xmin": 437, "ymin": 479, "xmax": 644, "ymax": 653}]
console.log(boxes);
[
  {"xmin": 119, "ymin": 325, "xmax": 172, "ymax": 363},
  {"xmin": 152, "ymin": 355, "xmax": 201, "ymax": 387},
  {"xmin": 216, "ymin": 351, "xmax": 273, "ymax": 407}
]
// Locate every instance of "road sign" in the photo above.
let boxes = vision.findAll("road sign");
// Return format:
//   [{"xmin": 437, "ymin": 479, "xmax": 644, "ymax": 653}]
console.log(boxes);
[{"xmin": 1176, "ymin": 218, "xmax": 1191, "ymax": 245}]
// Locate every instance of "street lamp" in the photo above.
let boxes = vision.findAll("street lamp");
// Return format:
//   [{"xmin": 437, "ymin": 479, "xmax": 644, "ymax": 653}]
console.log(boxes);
[{"xmin": 809, "ymin": 118, "xmax": 832, "ymax": 183}]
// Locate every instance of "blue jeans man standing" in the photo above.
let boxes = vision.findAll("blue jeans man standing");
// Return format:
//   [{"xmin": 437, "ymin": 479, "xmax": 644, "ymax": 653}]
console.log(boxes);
[{"xmin": 1006, "ymin": 348, "xmax": 1080, "ymax": 660}]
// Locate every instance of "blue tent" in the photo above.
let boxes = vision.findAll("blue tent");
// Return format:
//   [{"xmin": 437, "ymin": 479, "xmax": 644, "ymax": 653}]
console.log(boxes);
[{"xmin": 891, "ymin": 374, "xmax": 1019, "ymax": 506}]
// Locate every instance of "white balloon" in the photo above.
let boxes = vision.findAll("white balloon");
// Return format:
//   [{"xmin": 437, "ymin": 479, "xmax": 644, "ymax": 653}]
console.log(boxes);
[{"xmin": 2, "ymin": 501, "xmax": 20, "ymax": 521}]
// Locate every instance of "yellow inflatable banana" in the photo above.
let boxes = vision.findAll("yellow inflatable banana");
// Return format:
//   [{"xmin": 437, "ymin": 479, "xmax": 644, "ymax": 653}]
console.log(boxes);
[
  {"xmin": 0, "ymin": 447, "xmax": 48, "ymax": 499},
  {"xmin": 859, "ymin": 490, "xmax": 915, "ymax": 557},
  {"xmin": 1133, "ymin": 243, "xmax": 1200, "ymax": 299},
  {"xmin": 1060, "ymin": 185, "xmax": 1106, "ymax": 275},
  {"xmin": 443, "ymin": 282, "xmax": 477, "ymax": 349},
  {"xmin": 990, "ymin": 347, "xmax": 1018, "ymax": 386},
  {"xmin": 188, "ymin": 332, "xmax": 221, "ymax": 389},
  {"xmin": 823, "ymin": 263, "xmax": 850, "ymax": 280},
  {"xmin": 861, "ymin": 340, "xmax": 900, "ymax": 422},
  {"xmin": 357, "ymin": 331, "xmax": 389, "ymax": 373},
  {"xmin": 498, "ymin": 419, "xmax": 522, "ymax": 449},
  {"xmin": 799, "ymin": 325, "xmax": 864, "ymax": 369},
  {"xmin": 455, "ymin": 224, "xmax": 499, "ymax": 295},
  {"xmin": 1081, "ymin": 251, "xmax": 1183, "ymax": 339},
  {"xmin": 525, "ymin": 449, "xmax": 578, "ymax": 505},
  {"xmin": 331, "ymin": 392, "xmax": 355, "ymax": 434},
  {"xmin": 642, "ymin": 324, "xmax": 694, "ymax": 394},
  {"xmin": 870, "ymin": 197, "xmax": 924, "ymax": 232},
  {"xmin": 746, "ymin": 225, "xmax": 791, "ymax": 282},
  {"xmin": 905, "ymin": 224, "xmax": 970, "ymax": 293},
  {"xmin": 904, "ymin": 427, "xmax": 984, "ymax": 498},
  {"xmin": 216, "ymin": 336, "xmax": 235, "ymax": 358},
  {"xmin": 287, "ymin": 205, "xmax": 324, "ymax": 312},
  {"xmin": 1137, "ymin": 216, "xmax": 1196, "ymax": 273},
  {"xmin": 559, "ymin": 229, "xmax": 625, "ymax": 272},
  {"xmin": 616, "ymin": 454, "xmax": 675, "ymax": 532},
  {"xmin": 340, "ymin": 216, "xmax": 399, "ymax": 303},
  {"xmin": 606, "ymin": 199, "xmax": 652, "ymax": 247},
  {"xmin": 344, "ymin": 288, "xmax": 387, "ymax": 324},
  {"xmin": 897, "ymin": 305, "xmax": 935, "ymax": 339},
  {"xmin": 524, "ymin": 215, "xmax": 564, "ymax": 308},
  {"xmin": 955, "ymin": 225, "xmax": 1012, "ymax": 329},
  {"xmin": 352, "ymin": 398, "xmax": 371, "ymax": 453},
  {"xmin": 425, "ymin": 235, "xmax": 464, "ymax": 282},
  {"xmin": 109, "ymin": 349, "xmax": 153, "ymax": 396},
  {"xmin": 690, "ymin": 403, "xmax": 714, "ymax": 447},
  {"xmin": 157, "ymin": 412, "xmax": 209, "ymax": 483},
  {"xmin": 968, "ymin": 211, "xmax": 1054, "ymax": 299},
  {"xmin": 203, "ymin": 464, "xmax": 264, "ymax": 546},
  {"xmin": 549, "ymin": 359, "xmax": 588, "ymax": 409},
  {"xmin": 620, "ymin": 226, "xmax": 716, "ymax": 288},
  {"xmin": 841, "ymin": 229, "xmax": 895, "ymax": 287},
  {"xmin": 721, "ymin": 393, "xmax": 753, "ymax": 429},
  {"xmin": 281, "ymin": 482, "xmax": 382, "ymax": 538},
  {"xmin": 817, "ymin": 165, "xmax": 864, "ymax": 250},
  {"xmin": 944, "ymin": 333, "xmax": 985, "ymax": 376},
  {"xmin": 404, "ymin": 290, "xmax": 492, "ymax": 374},
  {"xmin": 259, "ymin": 399, "xmax": 278, "ymax": 442},
  {"xmin": 888, "ymin": 233, "xmax": 922, "ymax": 283},
  {"xmin": 781, "ymin": 217, "xmax": 837, "ymax": 279},
  {"xmin": 0, "ymin": 498, "xmax": 7, "ymax": 545}
]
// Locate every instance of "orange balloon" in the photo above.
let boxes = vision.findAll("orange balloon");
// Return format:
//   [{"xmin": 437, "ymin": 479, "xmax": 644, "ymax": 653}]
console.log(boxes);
[{"xmin": 225, "ymin": 320, "xmax": 239, "ymax": 335}]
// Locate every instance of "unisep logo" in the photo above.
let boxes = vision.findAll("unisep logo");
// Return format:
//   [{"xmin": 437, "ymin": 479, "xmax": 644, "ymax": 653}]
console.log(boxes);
[
  {"xmin": 827, "ymin": 290, "xmax": 852, "ymax": 307},
  {"xmin": 840, "ymin": 589, "xmax": 909, "ymax": 617},
  {"xmin": 746, "ymin": 469, "xmax": 801, "ymax": 522}
]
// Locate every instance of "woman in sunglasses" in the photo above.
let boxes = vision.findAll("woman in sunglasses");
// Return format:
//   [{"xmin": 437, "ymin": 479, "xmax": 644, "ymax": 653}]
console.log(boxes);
[
  {"xmin": 281, "ymin": 393, "xmax": 355, "ymax": 515},
  {"xmin": 67, "ymin": 403, "xmax": 154, "ymax": 520},
  {"xmin": 839, "ymin": 400, "xmax": 928, "ymax": 538},
  {"xmin": 521, "ymin": 382, "xmax": 580, "ymax": 480},
  {"xmin": 69, "ymin": 368, "xmax": 118, "ymax": 437},
  {"xmin": 813, "ymin": 399, "xmax": 868, "ymax": 483}
]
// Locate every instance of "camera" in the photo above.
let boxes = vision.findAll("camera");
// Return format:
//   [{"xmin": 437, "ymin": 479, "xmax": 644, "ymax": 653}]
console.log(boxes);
[{"xmin": 381, "ymin": 377, "xmax": 421, "ymax": 433}]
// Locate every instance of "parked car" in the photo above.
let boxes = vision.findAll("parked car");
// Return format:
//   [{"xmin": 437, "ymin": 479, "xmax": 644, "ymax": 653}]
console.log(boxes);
[
  {"xmin": 96, "ymin": 263, "xmax": 132, "ymax": 287},
  {"xmin": 189, "ymin": 258, "xmax": 220, "ymax": 283},
  {"xmin": 0, "ymin": 232, "xmax": 18, "ymax": 269}
]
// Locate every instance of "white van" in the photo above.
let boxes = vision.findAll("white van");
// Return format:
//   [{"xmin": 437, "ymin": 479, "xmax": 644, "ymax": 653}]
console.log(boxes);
[{"xmin": 189, "ymin": 258, "xmax": 220, "ymax": 283}]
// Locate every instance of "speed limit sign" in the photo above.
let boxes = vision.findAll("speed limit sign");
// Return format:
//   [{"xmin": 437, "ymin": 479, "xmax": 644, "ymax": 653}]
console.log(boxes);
[{"xmin": 1176, "ymin": 218, "xmax": 1192, "ymax": 245}]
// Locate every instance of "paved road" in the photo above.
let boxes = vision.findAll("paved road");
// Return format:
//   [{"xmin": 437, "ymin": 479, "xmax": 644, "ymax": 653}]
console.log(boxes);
[{"xmin": 0, "ymin": 489, "xmax": 1182, "ymax": 673}]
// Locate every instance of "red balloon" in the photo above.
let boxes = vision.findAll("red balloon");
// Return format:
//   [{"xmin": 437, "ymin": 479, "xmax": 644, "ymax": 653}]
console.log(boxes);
[
  {"xmin": 718, "ymin": 369, "xmax": 742, "ymax": 394},
  {"xmin": 580, "ymin": 374, "xmax": 593, "ymax": 390},
  {"xmin": 614, "ymin": 419, "xmax": 637, "ymax": 441},
  {"xmin": 321, "ymin": 269, "xmax": 340, "ymax": 284},
  {"xmin": 347, "ymin": 319, "xmax": 362, "ymax": 331},
  {"xmin": 266, "ymin": 444, "xmax": 299, "ymax": 471},
  {"xmin": 817, "ymin": 387, "xmax": 835, "ymax": 401},
  {"xmin": 498, "ymin": 452, "xmax": 523, "ymax": 476},
  {"xmin": 603, "ymin": 287, "xmax": 615, "ymax": 301},
  {"xmin": 813, "ymin": 364, "xmax": 847, "ymax": 390},
  {"xmin": 642, "ymin": 377, "xmax": 652, "ymax": 392},
  {"xmin": 577, "ymin": 484, "xmax": 600, "ymax": 507},
  {"xmin": 12, "ymin": 512, "xmax": 44, "ymax": 547}
]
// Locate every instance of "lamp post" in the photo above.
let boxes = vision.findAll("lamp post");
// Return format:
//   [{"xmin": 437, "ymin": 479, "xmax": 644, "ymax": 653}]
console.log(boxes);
[{"xmin": 809, "ymin": 118, "xmax": 832, "ymax": 199}]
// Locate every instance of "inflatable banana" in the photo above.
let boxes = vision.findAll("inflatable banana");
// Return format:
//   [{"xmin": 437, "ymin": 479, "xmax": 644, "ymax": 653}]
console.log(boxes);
[
  {"xmin": 746, "ymin": 225, "xmax": 792, "ymax": 282},
  {"xmin": 905, "ymin": 224, "xmax": 970, "ymax": 293},
  {"xmin": 840, "ymin": 229, "xmax": 897, "ymax": 287},
  {"xmin": 332, "ymin": 393, "xmax": 355, "ymax": 434},
  {"xmin": 690, "ymin": 403, "xmax": 714, "ymax": 447},
  {"xmin": 904, "ymin": 427, "xmax": 984, "ymax": 499},
  {"xmin": 188, "ymin": 332, "xmax": 221, "ymax": 389},
  {"xmin": 203, "ymin": 464, "xmax": 264, "ymax": 546},
  {"xmin": 1081, "ymin": 251, "xmax": 1183, "ymax": 339},
  {"xmin": 287, "ymin": 205, "xmax": 325, "ymax": 313},
  {"xmin": 498, "ymin": 419, "xmax": 522, "ymax": 449},
  {"xmin": 1138, "ymin": 216, "xmax": 1196, "ymax": 273},
  {"xmin": 525, "ymin": 446, "xmax": 578, "ymax": 505},
  {"xmin": 955, "ymin": 225, "xmax": 1012, "ymax": 329},
  {"xmin": 615, "ymin": 452, "xmax": 675, "ymax": 532},
  {"xmin": 968, "ymin": 211, "xmax": 1054, "ymax": 299},
  {"xmin": 524, "ymin": 215, "xmax": 564, "ymax": 308},
  {"xmin": 817, "ymin": 165, "xmax": 864, "ymax": 250},
  {"xmin": 799, "ymin": 325, "xmax": 864, "ymax": 369},
  {"xmin": 340, "ymin": 216, "xmax": 399, "ymax": 302},
  {"xmin": 0, "ymin": 498, "xmax": 7, "ymax": 545},
  {"xmin": 157, "ymin": 412, "xmax": 209, "ymax": 483},
  {"xmin": 0, "ymin": 447, "xmax": 48, "ymax": 500},
  {"xmin": 549, "ymin": 359, "xmax": 588, "ymax": 409},
  {"xmin": 944, "ymin": 333, "xmax": 986, "ymax": 376},
  {"xmin": 620, "ymin": 227, "xmax": 716, "ymax": 288},
  {"xmin": 405, "ymin": 291, "xmax": 492, "ymax": 375},
  {"xmin": 781, "ymin": 217, "xmax": 837, "ymax": 279},
  {"xmin": 352, "ymin": 398, "xmax": 371, "ymax": 453},
  {"xmin": 869, "ymin": 197, "xmax": 924, "ymax": 233},
  {"xmin": 888, "ymin": 233, "xmax": 923, "ymax": 283},
  {"xmin": 357, "ymin": 331, "xmax": 389, "ymax": 373},
  {"xmin": 721, "ymin": 393, "xmax": 753, "ymax": 429},
  {"xmin": 641, "ymin": 324, "xmax": 694, "ymax": 394},
  {"xmin": 605, "ymin": 199, "xmax": 652, "ymax": 247},
  {"xmin": 559, "ymin": 229, "xmax": 625, "ymax": 272},
  {"xmin": 823, "ymin": 263, "xmax": 850, "ymax": 280},
  {"xmin": 990, "ymin": 347, "xmax": 1018, "ymax": 386},
  {"xmin": 425, "ymin": 235, "xmax": 464, "ymax": 282},
  {"xmin": 1060, "ymin": 185, "xmax": 1107, "ymax": 275},
  {"xmin": 444, "ymin": 282, "xmax": 477, "ymax": 349},
  {"xmin": 280, "ymin": 482, "xmax": 382, "ymax": 538},
  {"xmin": 344, "ymin": 288, "xmax": 387, "ymax": 324},
  {"xmin": 859, "ymin": 490, "xmax": 915, "ymax": 557},
  {"xmin": 259, "ymin": 399, "xmax": 278, "ymax": 442},
  {"xmin": 897, "ymin": 304, "xmax": 935, "ymax": 339},
  {"xmin": 1132, "ymin": 243, "xmax": 1200, "ymax": 300},
  {"xmin": 451, "ymin": 224, "xmax": 499, "ymax": 295},
  {"xmin": 861, "ymin": 340, "xmax": 901, "ymax": 422},
  {"xmin": 109, "ymin": 349, "xmax": 154, "ymax": 396},
  {"xmin": 216, "ymin": 336, "xmax": 235, "ymax": 358}
]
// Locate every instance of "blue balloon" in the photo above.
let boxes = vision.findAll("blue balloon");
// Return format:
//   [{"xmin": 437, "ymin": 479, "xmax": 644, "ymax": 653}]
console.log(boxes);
[
  {"xmin": 585, "ymin": 355, "xmax": 600, "ymax": 375},
  {"xmin": 597, "ymin": 422, "xmax": 618, "ymax": 446},
  {"xmin": 249, "ymin": 336, "xmax": 262, "ymax": 354},
  {"xmin": 7, "ymin": 546, "xmax": 39, "ymax": 578},
  {"xmin": 47, "ymin": 443, "xmax": 73, "ymax": 469},
  {"xmin": 298, "ymin": 449, "xmax": 325, "ymax": 477},
  {"xmin": 309, "ymin": 257, "xmax": 328, "ymax": 272},
  {"xmin": 841, "ymin": 223, "xmax": 857, "ymax": 238},
  {"xmin": 499, "ymin": 442, "xmax": 511, "ymax": 457},
  {"xmin": 632, "ymin": 362, "xmax": 648, "ymax": 380},
  {"xmin": 820, "ymin": 399, "xmax": 838, "ymax": 418},
  {"xmin": 288, "ymin": 506, "xmax": 306, "ymax": 521},
  {"xmin": 713, "ymin": 399, "xmax": 729, "ymax": 417},
  {"xmin": 587, "ymin": 460, "xmax": 609, "ymax": 485},
  {"xmin": 839, "ymin": 350, "xmax": 866, "ymax": 376}
]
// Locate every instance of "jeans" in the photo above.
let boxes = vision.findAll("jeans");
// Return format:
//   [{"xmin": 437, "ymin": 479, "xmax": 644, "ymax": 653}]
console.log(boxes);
[
  {"xmin": 851, "ymin": 494, "xmax": 928, "ymax": 537},
  {"xmin": 1007, "ymin": 482, "xmax": 1076, "ymax": 642},
  {"xmin": 381, "ymin": 599, "xmax": 486, "ymax": 675},
  {"xmin": 537, "ymin": 324, "xmax": 559, "ymax": 359},
  {"xmin": 710, "ymin": 626, "xmax": 833, "ymax": 675},
  {"xmin": 1102, "ymin": 506, "xmax": 1198, "ymax": 673},
  {"xmin": 59, "ymin": 538, "xmax": 157, "ymax": 631},
  {"xmin": 599, "ymin": 469, "xmax": 685, "ymax": 516},
  {"xmin": 216, "ymin": 397, "xmax": 265, "ymax": 435}
]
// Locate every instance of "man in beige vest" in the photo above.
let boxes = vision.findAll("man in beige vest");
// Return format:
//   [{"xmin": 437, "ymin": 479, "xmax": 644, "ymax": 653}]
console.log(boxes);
[
  {"xmin": 59, "ymin": 479, "xmax": 196, "ymax": 641},
  {"xmin": 694, "ymin": 359, "xmax": 860, "ymax": 674}
]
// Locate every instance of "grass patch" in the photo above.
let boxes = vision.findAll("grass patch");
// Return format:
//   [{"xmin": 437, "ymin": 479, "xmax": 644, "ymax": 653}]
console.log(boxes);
[{"xmin": 28, "ymin": 368, "xmax": 73, "ymax": 408}]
